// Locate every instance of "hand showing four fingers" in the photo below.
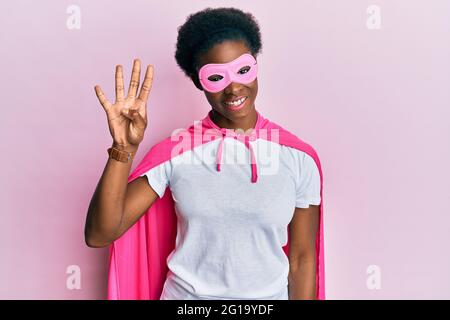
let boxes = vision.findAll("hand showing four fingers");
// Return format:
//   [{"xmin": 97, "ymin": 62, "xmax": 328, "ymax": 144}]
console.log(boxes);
[{"xmin": 94, "ymin": 59, "xmax": 154, "ymax": 148}]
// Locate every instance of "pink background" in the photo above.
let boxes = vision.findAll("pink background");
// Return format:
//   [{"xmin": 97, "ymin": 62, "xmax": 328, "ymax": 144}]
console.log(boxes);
[{"xmin": 1, "ymin": 0, "xmax": 449, "ymax": 299}]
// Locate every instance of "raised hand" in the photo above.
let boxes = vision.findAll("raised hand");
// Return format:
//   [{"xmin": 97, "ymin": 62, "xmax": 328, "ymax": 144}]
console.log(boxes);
[{"xmin": 94, "ymin": 59, "xmax": 154, "ymax": 148}]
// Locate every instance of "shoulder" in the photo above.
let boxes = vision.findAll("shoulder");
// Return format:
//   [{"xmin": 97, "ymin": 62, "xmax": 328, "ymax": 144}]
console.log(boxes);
[{"xmin": 263, "ymin": 118, "xmax": 321, "ymax": 164}]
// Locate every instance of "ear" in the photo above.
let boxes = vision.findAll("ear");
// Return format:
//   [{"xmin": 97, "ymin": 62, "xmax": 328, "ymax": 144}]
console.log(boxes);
[{"xmin": 190, "ymin": 73, "xmax": 204, "ymax": 91}]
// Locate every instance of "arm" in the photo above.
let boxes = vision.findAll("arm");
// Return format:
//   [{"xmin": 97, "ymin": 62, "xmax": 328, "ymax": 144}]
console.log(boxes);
[
  {"xmin": 84, "ymin": 143, "xmax": 159, "ymax": 248},
  {"xmin": 288, "ymin": 205, "xmax": 320, "ymax": 300},
  {"xmin": 84, "ymin": 59, "xmax": 158, "ymax": 248}
]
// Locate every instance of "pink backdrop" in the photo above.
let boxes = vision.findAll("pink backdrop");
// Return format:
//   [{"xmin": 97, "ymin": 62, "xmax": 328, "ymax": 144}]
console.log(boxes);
[{"xmin": 1, "ymin": 0, "xmax": 449, "ymax": 299}]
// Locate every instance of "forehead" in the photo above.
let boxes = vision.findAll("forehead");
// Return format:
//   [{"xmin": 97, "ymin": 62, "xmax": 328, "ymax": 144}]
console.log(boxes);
[{"xmin": 197, "ymin": 40, "xmax": 252, "ymax": 68}]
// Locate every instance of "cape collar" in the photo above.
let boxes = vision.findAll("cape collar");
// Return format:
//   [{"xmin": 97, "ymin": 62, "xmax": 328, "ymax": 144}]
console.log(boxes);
[{"xmin": 203, "ymin": 109, "xmax": 264, "ymax": 183}]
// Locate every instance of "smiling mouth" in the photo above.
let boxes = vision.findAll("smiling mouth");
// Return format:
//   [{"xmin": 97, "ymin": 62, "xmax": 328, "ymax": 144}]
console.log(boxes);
[
  {"xmin": 223, "ymin": 96, "xmax": 248, "ymax": 108},
  {"xmin": 222, "ymin": 97, "xmax": 248, "ymax": 112}
]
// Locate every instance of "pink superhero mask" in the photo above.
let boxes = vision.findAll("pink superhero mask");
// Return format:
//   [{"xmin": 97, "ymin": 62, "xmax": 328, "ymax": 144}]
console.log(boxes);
[{"xmin": 198, "ymin": 53, "xmax": 258, "ymax": 93}]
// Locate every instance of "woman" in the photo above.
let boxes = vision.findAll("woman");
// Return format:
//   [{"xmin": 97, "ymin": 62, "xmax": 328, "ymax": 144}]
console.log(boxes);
[{"xmin": 85, "ymin": 7, "xmax": 325, "ymax": 300}]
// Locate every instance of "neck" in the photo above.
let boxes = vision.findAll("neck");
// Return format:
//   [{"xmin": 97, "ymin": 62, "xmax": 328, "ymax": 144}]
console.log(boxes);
[{"xmin": 210, "ymin": 108, "xmax": 258, "ymax": 132}]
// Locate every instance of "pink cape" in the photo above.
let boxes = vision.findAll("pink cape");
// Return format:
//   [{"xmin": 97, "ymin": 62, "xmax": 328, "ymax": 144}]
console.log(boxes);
[{"xmin": 107, "ymin": 110, "xmax": 326, "ymax": 300}]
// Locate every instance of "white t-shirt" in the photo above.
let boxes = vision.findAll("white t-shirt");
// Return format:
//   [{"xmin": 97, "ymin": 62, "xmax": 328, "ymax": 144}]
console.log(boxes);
[{"xmin": 140, "ymin": 136, "xmax": 321, "ymax": 300}]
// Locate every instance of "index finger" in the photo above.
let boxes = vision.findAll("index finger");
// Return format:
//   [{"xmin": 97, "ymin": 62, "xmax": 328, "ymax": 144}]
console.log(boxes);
[{"xmin": 138, "ymin": 64, "xmax": 154, "ymax": 103}]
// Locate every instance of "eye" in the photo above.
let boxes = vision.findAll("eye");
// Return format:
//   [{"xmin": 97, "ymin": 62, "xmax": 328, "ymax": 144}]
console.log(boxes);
[
  {"xmin": 206, "ymin": 66, "xmax": 250, "ymax": 82},
  {"xmin": 208, "ymin": 75, "xmax": 223, "ymax": 82},
  {"xmin": 238, "ymin": 66, "xmax": 251, "ymax": 74}
]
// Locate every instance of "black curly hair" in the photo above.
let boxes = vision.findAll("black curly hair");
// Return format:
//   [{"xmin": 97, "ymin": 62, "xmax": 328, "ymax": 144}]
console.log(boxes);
[{"xmin": 175, "ymin": 7, "xmax": 263, "ymax": 90}]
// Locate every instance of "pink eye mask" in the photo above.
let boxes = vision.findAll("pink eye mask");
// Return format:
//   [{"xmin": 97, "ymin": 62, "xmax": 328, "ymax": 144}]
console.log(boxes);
[{"xmin": 198, "ymin": 53, "xmax": 258, "ymax": 93}]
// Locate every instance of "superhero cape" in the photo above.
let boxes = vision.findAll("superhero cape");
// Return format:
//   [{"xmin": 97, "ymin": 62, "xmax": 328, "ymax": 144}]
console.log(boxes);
[{"xmin": 107, "ymin": 110, "xmax": 326, "ymax": 300}]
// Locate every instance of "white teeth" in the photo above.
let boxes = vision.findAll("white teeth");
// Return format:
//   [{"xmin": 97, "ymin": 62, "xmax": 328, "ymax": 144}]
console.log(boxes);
[{"xmin": 224, "ymin": 97, "xmax": 247, "ymax": 106}]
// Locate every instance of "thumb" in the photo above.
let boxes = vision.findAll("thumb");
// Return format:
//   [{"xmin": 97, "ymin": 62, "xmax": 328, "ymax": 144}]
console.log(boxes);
[
  {"xmin": 121, "ymin": 108, "xmax": 138, "ymax": 120},
  {"xmin": 121, "ymin": 108, "xmax": 132, "ymax": 119},
  {"xmin": 130, "ymin": 109, "xmax": 146, "ymax": 129}
]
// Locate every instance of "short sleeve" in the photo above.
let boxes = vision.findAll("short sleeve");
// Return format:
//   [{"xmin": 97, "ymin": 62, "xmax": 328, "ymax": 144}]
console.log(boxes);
[
  {"xmin": 295, "ymin": 152, "xmax": 321, "ymax": 208},
  {"xmin": 139, "ymin": 160, "xmax": 171, "ymax": 198}
]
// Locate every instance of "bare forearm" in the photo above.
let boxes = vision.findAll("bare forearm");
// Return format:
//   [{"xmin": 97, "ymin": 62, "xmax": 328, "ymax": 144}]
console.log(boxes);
[
  {"xmin": 288, "ymin": 258, "xmax": 317, "ymax": 300},
  {"xmin": 84, "ymin": 142, "xmax": 138, "ymax": 247}
]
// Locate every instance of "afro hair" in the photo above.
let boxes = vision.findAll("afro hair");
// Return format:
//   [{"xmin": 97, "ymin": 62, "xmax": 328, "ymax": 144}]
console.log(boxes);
[{"xmin": 174, "ymin": 7, "xmax": 263, "ymax": 90}]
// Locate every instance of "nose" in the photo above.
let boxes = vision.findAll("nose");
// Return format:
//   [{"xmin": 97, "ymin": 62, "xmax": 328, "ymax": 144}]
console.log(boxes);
[{"xmin": 223, "ymin": 81, "xmax": 244, "ymax": 95}]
